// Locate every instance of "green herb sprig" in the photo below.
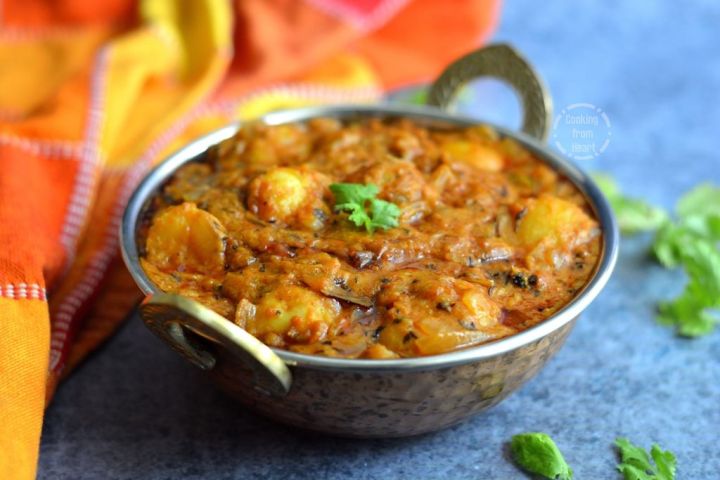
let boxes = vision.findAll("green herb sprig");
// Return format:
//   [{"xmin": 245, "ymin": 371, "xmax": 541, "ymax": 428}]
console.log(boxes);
[
  {"xmin": 594, "ymin": 175, "xmax": 720, "ymax": 336},
  {"xmin": 593, "ymin": 173, "xmax": 668, "ymax": 234},
  {"xmin": 615, "ymin": 438, "xmax": 677, "ymax": 480},
  {"xmin": 330, "ymin": 183, "xmax": 400, "ymax": 233}
]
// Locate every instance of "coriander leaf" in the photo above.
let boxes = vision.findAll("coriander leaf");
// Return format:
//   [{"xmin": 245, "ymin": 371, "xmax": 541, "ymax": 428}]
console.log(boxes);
[
  {"xmin": 510, "ymin": 432, "xmax": 573, "ymax": 480},
  {"xmin": 682, "ymin": 213, "xmax": 720, "ymax": 240},
  {"xmin": 675, "ymin": 183, "xmax": 720, "ymax": 240},
  {"xmin": 676, "ymin": 183, "xmax": 720, "ymax": 220},
  {"xmin": 368, "ymin": 198, "xmax": 401, "ymax": 231},
  {"xmin": 614, "ymin": 197, "xmax": 669, "ymax": 235},
  {"xmin": 592, "ymin": 173, "xmax": 668, "ymax": 235},
  {"xmin": 615, "ymin": 437, "xmax": 652, "ymax": 472},
  {"xmin": 330, "ymin": 183, "xmax": 379, "ymax": 206},
  {"xmin": 652, "ymin": 222, "xmax": 686, "ymax": 268},
  {"xmin": 330, "ymin": 183, "xmax": 400, "ymax": 233},
  {"xmin": 592, "ymin": 172, "xmax": 621, "ymax": 198},
  {"xmin": 331, "ymin": 183, "xmax": 376, "ymax": 231},
  {"xmin": 615, "ymin": 438, "xmax": 676, "ymax": 480},
  {"xmin": 657, "ymin": 295, "xmax": 717, "ymax": 337},
  {"xmin": 657, "ymin": 237, "xmax": 720, "ymax": 336},
  {"xmin": 654, "ymin": 184, "xmax": 720, "ymax": 268},
  {"xmin": 595, "ymin": 173, "xmax": 720, "ymax": 337},
  {"xmin": 619, "ymin": 464, "xmax": 654, "ymax": 480},
  {"xmin": 650, "ymin": 445, "xmax": 677, "ymax": 480},
  {"xmin": 335, "ymin": 202, "xmax": 368, "ymax": 229}
]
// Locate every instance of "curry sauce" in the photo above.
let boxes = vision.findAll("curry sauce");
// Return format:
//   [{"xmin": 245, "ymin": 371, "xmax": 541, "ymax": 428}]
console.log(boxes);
[{"xmin": 139, "ymin": 118, "xmax": 601, "ymax": 359}]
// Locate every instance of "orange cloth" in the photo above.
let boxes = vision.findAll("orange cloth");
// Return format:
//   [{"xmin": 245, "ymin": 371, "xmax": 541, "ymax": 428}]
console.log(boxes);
[{"xmin": 0, "ymin": 1, "xmax": 500, "ymax": 478}]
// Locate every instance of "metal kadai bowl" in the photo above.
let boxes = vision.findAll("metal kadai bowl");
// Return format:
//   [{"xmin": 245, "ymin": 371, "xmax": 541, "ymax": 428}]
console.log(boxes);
[{"xmin": 120, "ymin": 44, "xmax": 619, "ymax": 438}]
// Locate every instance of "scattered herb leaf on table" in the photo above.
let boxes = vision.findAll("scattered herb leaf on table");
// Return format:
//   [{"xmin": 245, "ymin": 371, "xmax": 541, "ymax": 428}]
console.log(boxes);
[
  {"xmin": 593, "ymin": 173, "xmax": 668, "ymax": 234},
  {"xmin": 594, "ymin": 175, "xmax": 720, "ymax": 336},
  {"xmin": 510, "ymin": 432, "xmax": 573, "ymax": 479},
  {"xmin": 615, "ymin": 437, "xmax": 677, "ymax": 480}
]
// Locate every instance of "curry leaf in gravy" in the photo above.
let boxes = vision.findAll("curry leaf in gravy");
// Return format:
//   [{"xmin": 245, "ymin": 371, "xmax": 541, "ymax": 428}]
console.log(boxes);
[{"xmin": 330, "ymin": 183, "xmax": 400, "ymax": 233}]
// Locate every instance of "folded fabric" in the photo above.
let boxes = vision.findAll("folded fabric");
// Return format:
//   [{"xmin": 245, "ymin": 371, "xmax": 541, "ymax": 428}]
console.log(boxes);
[{"xmin": 0, "ymin": 0, "xmax": 499, "ymax": 477}]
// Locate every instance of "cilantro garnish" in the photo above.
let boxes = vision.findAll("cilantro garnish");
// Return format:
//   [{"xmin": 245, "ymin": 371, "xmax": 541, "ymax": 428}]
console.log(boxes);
[
  {"xmin": 615, "ymin": 438, "xmax": 677, "ymax": 480},
  {"xmin": 510, "ymin": 432, "xmax": 573, "ymax": 480},
  {"xmin": 330, "ymin": 183, "xmax": 400, "ymax": 233},
  {"xmin": 594, "ymin": 175, "xmax": 720, "ymax": 336}
]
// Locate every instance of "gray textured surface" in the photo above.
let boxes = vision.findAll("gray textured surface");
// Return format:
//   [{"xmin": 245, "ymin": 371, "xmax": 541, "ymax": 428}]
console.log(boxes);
[{"xmin": 38, "ymin": 1, "xmax": 720, "ymax": 478}]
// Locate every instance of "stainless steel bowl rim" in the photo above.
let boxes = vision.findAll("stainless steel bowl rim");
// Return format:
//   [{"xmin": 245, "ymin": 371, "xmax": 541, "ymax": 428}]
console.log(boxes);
[{"xmin": 120, "ymin": 104, "xmax": 619, "ymax": 372}]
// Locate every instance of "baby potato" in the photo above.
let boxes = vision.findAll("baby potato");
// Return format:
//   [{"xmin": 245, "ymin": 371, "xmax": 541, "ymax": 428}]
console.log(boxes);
[
  {"xmin": 442, "ymin": 139, "xmax": 504, "ymax": 172},
  {"xmin": 247, "ymin": 168, "xmax": 309, "ymax": 222},
  {"xmin": 246, "ymin": 167, "xmax": 331, "ymax": 230},
  {"xmin": 248, "ymin": 286, "xmax": 340, "ymax": 344},
  {"xmin": 145, "ymin": 202, "xmax": 227, "ymax": 274},
  {"xmin": 517, "ymin": 194, "xmax": 596, "ymax": 247},
  {"xmin": 516, "ymin": 194, "xmax": 598, "ymax": 266}
]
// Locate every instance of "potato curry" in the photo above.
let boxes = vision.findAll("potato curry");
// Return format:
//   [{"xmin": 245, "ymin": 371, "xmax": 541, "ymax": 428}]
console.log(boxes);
[{"xmin": 139, "ymin": 118, "xmax": 601, "ymax": 359}]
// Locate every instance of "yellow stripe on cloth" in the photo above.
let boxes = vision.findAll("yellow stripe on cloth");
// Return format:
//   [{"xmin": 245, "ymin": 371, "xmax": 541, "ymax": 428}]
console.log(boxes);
[
  {"xmin": 0, "ymin": 298, "xmax": 49, "ymax": 480},
  {"xmin": 103, "ymin": 0, "xmax": 234, "ymax": 168},
  {"xmin": 143, "ymin": 51, "xmax": 384, "ymax": 163}
]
